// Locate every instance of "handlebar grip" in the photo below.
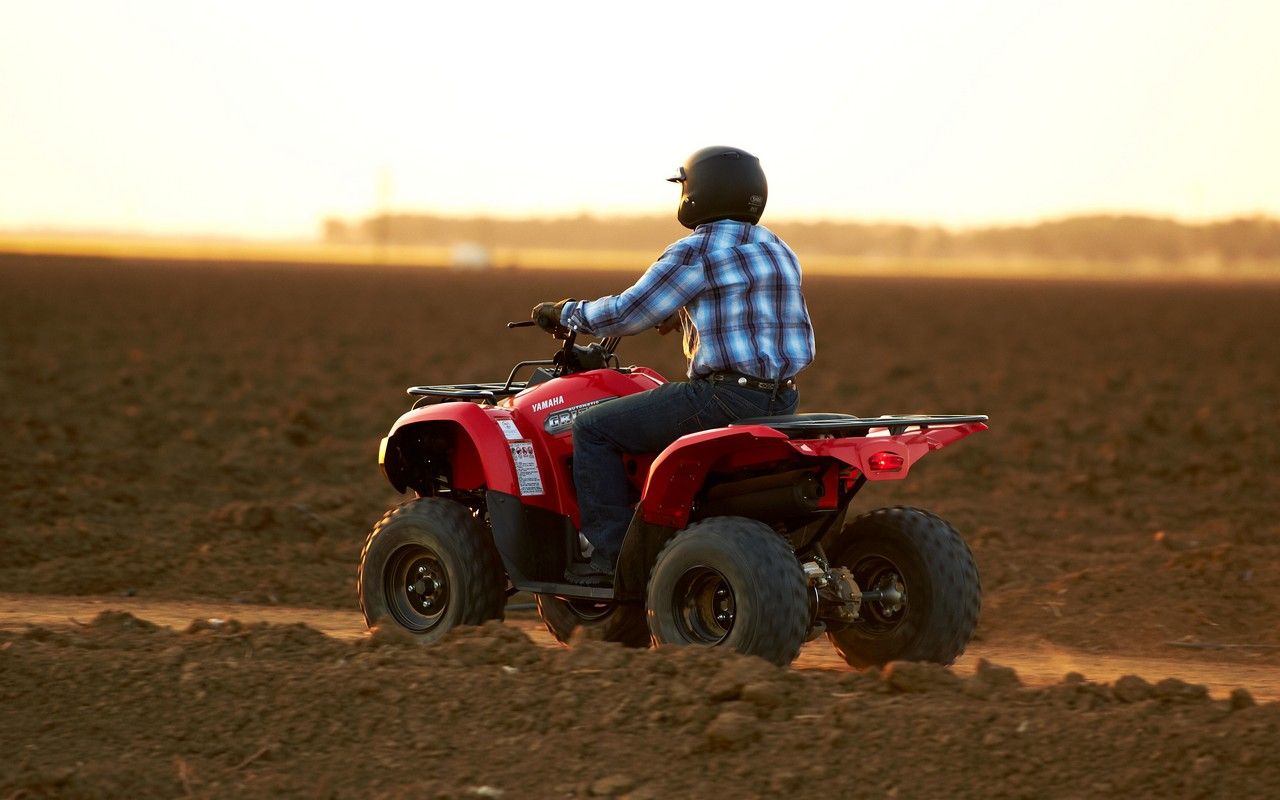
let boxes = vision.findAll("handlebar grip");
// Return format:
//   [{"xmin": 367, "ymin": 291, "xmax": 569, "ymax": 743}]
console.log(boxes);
[{"xmin": 506, "ymin": 320, "xmax": 537, "ymax": 328}]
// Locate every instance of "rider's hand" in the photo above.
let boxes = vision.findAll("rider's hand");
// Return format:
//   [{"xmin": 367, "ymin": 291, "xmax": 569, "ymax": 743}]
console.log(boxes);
[{"xmin": 532, "ymin": 299, "xmax": 571, "ymax": 334}]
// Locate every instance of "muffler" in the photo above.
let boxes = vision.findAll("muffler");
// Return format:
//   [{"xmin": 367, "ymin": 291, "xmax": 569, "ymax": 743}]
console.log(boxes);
[{"xmin": 694, "ymin": 469, "xmax": 823, "ymax": 522}]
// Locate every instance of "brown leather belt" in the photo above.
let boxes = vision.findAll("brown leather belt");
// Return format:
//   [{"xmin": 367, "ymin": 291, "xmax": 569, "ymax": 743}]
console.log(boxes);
[{"xmin": 704, "ymin": 371, "xmax": 796, "ymax": 393}]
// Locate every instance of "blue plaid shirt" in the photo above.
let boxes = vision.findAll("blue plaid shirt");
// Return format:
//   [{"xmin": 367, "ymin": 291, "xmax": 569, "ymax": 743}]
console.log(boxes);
[{"xmin": 562, "ymin": 220, "xmax": 815, "ymax": 380}]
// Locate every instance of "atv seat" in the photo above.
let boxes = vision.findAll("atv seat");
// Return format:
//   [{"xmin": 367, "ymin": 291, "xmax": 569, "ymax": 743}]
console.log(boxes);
[{"xmin": 731, "ymin": 413, "xmax": 989, "ymax": 438}]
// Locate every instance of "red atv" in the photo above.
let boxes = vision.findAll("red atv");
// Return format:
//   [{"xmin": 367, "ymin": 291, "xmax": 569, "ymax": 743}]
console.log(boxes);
[{"xmin": 360, "ymin": 323, "xmax": 987, "ymax": 667}]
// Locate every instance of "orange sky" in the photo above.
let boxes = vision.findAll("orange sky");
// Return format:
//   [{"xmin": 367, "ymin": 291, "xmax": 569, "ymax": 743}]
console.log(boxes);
[{"xmin": 2, "ymin": 1, "xmax": 1279, "ymax": 238}]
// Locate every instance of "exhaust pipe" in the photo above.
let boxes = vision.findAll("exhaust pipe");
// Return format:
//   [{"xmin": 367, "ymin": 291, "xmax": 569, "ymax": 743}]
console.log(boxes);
[{"xmin": 694, "ymin": 469, "xmax": 823, "ymax": 522}]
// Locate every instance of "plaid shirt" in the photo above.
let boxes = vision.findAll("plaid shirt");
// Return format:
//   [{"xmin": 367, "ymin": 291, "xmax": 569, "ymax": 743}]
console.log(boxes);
[{"xmin": 562, "ymin": 220, "xmax": 815, "ymax": 380}]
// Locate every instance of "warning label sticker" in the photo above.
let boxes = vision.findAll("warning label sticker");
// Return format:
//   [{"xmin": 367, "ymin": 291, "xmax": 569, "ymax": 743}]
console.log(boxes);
[
  {"xmin": 496, "ymin": 418, "xmax": 523, "ymax": 441},
  {"xmin": 508, "ymin": 441, "xmax": 544, "ymax": 496}
]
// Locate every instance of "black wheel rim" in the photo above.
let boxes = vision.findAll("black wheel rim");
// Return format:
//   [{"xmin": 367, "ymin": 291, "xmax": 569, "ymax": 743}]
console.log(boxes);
[
  {"xmin": 850, "ymin": 554, "xmax": 908, "ymax": 635},
  {"xmin": 672, "ymin": 566, "xmax": 736, "ymax": 645},
  {"xmin": 384, "ymin": 544, "xmax": 450, "ymax": 632},
  {"xmin": 564, "ymin": 599, "xmax": 613, "ymax": 622}
]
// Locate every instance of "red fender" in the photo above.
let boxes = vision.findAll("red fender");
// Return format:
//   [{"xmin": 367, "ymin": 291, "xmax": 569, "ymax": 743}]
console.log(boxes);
[
  {"xmin": 639, "ymin": 426, "xmax": 795, "ymax": 528},
  {"xmin": 637, "ymin": 420, "xmax": 988, "ymax": 529},
  {"xmin": 384, "ymin": 402, "xmax": 524, "ymax": 495},
  {"xmin": 785, "ymin": 421, "xmax": 988, "ymax": 480}
]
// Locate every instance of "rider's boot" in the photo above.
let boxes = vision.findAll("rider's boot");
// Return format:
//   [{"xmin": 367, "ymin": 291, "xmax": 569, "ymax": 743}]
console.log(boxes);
[{"xmin": 564, "ymin": 556, "xmax": 614, "ymax": 587}]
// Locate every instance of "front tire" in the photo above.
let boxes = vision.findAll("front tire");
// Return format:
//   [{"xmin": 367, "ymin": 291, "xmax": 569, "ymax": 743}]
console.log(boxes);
[
  {"xmin": 535, "ymin": 596, "xmax": 651, "ymax": 648},
  {"xmin": 358, "ymin": 498, "xmax": 506, "ymax": 642},
  {"xmin": 646, "ymin": 516, "xmax": 808, "ymax": 666},
  {"xmin": 825, "ymin": 507, "xmax": 980, "ymax": 668}
]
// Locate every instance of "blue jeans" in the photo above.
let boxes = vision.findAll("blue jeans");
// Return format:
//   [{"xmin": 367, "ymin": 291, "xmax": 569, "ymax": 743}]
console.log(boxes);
[{"xmin": 571, "ymin": 379, "xmax": 799, "ymax": 567}]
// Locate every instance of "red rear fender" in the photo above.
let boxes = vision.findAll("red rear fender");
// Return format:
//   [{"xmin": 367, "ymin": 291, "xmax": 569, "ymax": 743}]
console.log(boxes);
[
  {"xmin": 637, "ymin": 420, "xmax": 987, "ymax": 528},
  {"xmin": 791, "ymin": 421, "xmax": 987, "ymax": 480},
  {"xmin": 640, "ymin": 427, "xmax": 795, "ymax": 528}
]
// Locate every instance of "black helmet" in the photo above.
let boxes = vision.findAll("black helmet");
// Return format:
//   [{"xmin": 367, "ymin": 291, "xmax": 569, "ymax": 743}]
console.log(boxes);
[{"xmin": 667, "ymin": 146, "xmax": 767, "ymax": 230}]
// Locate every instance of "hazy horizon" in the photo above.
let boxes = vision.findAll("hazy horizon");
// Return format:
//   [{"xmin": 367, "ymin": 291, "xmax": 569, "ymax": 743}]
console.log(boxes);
[
  {"xmin": 5, "ymin": 209, "xmax": 1280, "ymax": 244},
  {"xmin": 4, "ymin": 1, "xmax": 1279, "ymax": 238}
]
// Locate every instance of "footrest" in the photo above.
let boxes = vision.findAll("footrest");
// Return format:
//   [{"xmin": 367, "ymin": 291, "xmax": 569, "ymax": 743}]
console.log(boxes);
[{"xmin": 516, "ymin": 581, "xmax": 616, "ymax": 601}]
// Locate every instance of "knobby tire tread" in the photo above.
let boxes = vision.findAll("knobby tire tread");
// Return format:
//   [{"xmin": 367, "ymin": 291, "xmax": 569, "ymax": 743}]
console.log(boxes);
[
  {"xmin": 358, "ymin": 498, "xmax": 506, "ymax": 635},
  {"xmin": 648, "ymin": 516, "xmax": 809, "ymax": 666},
  {"xmin": 534, "ymin": 596, "xmax": 651, "ymax": 648},
  {"xmin": 827, "ymin": 506, "xmax": 980, "ymax": 667}
]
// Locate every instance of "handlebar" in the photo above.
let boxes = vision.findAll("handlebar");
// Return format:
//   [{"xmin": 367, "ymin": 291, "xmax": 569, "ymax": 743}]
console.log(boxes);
[
  {"xmin": 499, "ymin": 311, "xmax": 636, "ymax": 385},
  {"xmin": 506, "ymin": 312, "xmax": 620, "ymax": 364}
]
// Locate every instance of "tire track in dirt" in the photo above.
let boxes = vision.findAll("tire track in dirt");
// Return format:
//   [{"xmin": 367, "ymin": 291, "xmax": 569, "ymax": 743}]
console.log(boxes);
[{"xmin": 2, "ymin": 592, "xmax": 1275, "ymax": 701}]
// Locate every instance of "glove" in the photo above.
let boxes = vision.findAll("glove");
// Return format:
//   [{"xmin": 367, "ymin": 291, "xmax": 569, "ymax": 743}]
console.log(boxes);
[{"xmin": 531, "ymin": 299, "xmax": 572, "ymax": 334}]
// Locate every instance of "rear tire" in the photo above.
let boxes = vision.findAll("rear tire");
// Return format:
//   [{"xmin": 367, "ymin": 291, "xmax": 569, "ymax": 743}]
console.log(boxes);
[
  {"xmin": 825, "ymin": 506, "xmax": 980, "ymax": 668},
  {"xmin": 646, "ymin": 516, "xmax": 808, "ymax": 666},
  {"xmin": 358, "ymin": 498, "xmax": 506, "ymax": 643},
  {"xmin": 535, "ymin": 596, "xmax": 651, "ymax": 648}
]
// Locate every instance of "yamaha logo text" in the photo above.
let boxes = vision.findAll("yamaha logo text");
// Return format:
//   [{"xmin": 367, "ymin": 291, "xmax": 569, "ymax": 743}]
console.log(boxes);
[{"xmin": 531, "ymin": 395, "xmax": 565, "ymax": 413}]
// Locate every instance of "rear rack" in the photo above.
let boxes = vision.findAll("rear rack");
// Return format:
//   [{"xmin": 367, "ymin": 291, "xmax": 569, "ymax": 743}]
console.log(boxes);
[{"xmin": 729, "ymin": 413, "xmax": 989, "ymax": 437}]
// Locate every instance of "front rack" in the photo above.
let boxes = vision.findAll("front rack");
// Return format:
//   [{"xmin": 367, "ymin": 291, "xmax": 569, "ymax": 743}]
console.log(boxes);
[
  {"xmin": 406, "ymin": 382, "xmax": 529, "ymax": 403},
  {"xmin": 407, "ymin": 352, "xmax": 567, "ymax": 404}
]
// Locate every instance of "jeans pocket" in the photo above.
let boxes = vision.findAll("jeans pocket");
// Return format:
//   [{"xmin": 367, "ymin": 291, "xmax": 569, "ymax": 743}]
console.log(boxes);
[{"xmin": 710, "ymin": 385, "xmax": 773, "ymax": 421}]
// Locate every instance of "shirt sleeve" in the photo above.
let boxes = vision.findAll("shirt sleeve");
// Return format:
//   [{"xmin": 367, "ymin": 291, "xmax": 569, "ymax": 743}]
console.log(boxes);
[{"xmin": 561, "ymin": 241, "xmax": 704, "ymax": 337}]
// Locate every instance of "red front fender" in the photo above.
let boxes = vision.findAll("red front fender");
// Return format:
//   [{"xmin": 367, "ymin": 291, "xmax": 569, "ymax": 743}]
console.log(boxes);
[{"xmin": 383, "ymin": 403, "xmax": 528, "ymax": 496}]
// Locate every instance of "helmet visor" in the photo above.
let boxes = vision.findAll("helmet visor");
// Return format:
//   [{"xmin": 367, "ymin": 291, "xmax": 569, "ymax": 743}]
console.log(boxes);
[{"xmin": 666, "ymin": 166, "xmax": 687, "ymax": 183}]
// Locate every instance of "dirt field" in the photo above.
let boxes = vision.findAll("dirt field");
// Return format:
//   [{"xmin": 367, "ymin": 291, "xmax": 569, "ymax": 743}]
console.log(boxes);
[{"xmin": 3, "ymin": 252, "xmax": 1279, "ymax": 797}]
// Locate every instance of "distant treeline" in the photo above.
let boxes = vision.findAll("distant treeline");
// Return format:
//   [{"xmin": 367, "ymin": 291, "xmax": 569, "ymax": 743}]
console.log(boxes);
[{"xmin": 322, "ymin": 213, "xmax": 1280, "ymax": 263}]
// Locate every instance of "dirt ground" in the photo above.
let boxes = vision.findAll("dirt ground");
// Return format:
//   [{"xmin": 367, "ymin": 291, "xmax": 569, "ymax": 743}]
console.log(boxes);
[
  {"xmin": 3, "ymin": 611, "xmax": 1277, "ymax": 799},
  {"xmin": 3, "ymin": 253, "xmax": 1279, "ymax": 797}
]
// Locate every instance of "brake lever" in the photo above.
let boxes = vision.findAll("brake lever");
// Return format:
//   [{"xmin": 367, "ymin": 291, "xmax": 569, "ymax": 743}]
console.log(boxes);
[{"xmin": 506, "ymin": 320, "xmax": 537, "ymax": 328}]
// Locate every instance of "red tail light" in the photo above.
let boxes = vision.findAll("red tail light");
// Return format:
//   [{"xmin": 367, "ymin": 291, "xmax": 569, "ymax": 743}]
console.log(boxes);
[{"xmin": 868, "ymin": 451, "xmax": 906, "ymax": 472}]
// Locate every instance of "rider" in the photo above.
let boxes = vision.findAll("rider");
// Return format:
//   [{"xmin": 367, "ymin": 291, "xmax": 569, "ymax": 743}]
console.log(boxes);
[{"xmin": 532, "ymin": 146, "xmax": 816, "ymax": 586}]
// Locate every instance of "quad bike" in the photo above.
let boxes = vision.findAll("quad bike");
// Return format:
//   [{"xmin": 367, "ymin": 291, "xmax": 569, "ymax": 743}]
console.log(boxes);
[{"xmin": 359, "ymin": 322, "xmax": 987, "ymax": 667}]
